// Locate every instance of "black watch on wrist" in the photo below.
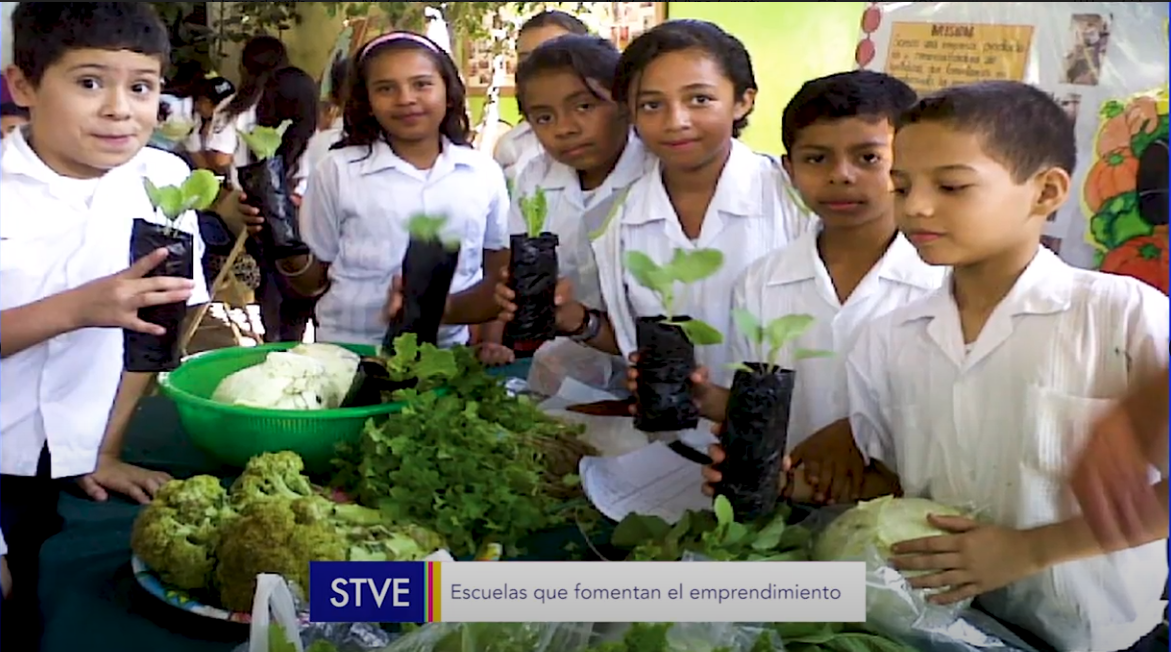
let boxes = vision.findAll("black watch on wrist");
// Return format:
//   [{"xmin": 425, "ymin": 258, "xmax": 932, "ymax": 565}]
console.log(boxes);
[{"xmin": 569, "ymin": 308, "xmax": 602, "ymax": 343}]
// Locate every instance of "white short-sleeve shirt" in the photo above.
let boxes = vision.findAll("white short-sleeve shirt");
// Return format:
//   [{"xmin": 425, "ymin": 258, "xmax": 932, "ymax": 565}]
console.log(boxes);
[
  {"xmin": 0, "ymin": 128, "xmax": 209, "ymax": 478},
  {"xmin": 732, "ymin": 230, "xmax": 944, "ymax": 451},
  {"xmin": 203, "ymin": 96, "xmax": 257, "ymax": 189},
  {"xmin": 300, "ymin": 138, "xmax": 510, "ymax": 348},
  {"xmin": 509, "ymin": 132, "xmax": 653, "ymax": 311},
  {"xmin": 494, "ymin": 121, "xmax": 543, "ymax": 182},
  {"xmin": 846, "ymin": 246, "xmax": 1168, "ymax": 652}
]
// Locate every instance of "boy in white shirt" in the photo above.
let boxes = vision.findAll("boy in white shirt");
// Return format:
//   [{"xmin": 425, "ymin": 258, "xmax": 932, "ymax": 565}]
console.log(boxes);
[
  {"xmin": 693, "ymin": 71, "xmax": 942, "ymax": 499},
  {"xmin": 731, "ymin": 81, "xmax": 1166, "ymax": 651},
  {"xmin": 0, "ymin": 1, "xmax": 208, "ymax": 638}
]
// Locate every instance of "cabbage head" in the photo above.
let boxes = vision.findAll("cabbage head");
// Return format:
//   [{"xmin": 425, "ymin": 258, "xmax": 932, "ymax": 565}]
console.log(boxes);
[{"xmin": 812, "ymin": 496, "xmax": 969, "ymax": 632}]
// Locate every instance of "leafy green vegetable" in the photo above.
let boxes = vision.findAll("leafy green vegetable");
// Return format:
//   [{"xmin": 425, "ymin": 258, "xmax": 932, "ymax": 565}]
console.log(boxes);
[
  {"xmin": 729, "ymin": 310, "xmax": 833, "ymax": 371},
  {"xmin": 406, "ymin": 214, "xmax": 461, "ymax": 251},
  {"xmin": 334, "ymin": 344, "xmax": 595, "ymax": 557},
  {"xmin": 157, "ymin": 119, "xmax": 195, "ymax": 142},
  {"xmin": 612, "ymin": 495, "xmax": 811, "ymax": 562},
  {"xmin": 623, "ymin": 248, "xmax": 725, "ymax": 346},
  {"xmin": 238, "ymin": 119, "xmax": 292, "ymax": 161},
  {"xmin": 268, "ymin": 622, "xmax": 298, "ymax": 652},
  {"xmin": 519, "ymin": 187, "xmax": 549, "ymax": 238},
  {"xmin": 379, "ymin": 333, "xmax": 460, "ymax": 389},
  {"xmin": 143, "ymin": 169, "xmax": 222, "ymax": 222},
  {"xmin": 765, "ymin": 623, "xmax": 916, "ymax": 652}
]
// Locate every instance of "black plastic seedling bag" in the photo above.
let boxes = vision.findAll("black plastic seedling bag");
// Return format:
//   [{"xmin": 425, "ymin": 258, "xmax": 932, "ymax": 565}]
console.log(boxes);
[
  {"xmin": 236, "ymin": 156, "xmax": 306, "ymax": 256},
  {"xmin": 340, "ymin": 357, "xmax": 418, "ymax": 408},
  {"xmin": 382, "ymin": 238, "xmax": 461, "ymax": 351},
  {"xmin": 717, "ymin": 363, "xmax": 796, "ymax": 520},
  {"xmin": 124, "ymin": 219, "xmax": 194, "ymax": 372},
  {"xmin": 506, "ymin": 232, "xmax": 559, "ymax": 352},
  {"xmin": 634, "ymin": 315, "xmax": 699, "ymax": 432}
]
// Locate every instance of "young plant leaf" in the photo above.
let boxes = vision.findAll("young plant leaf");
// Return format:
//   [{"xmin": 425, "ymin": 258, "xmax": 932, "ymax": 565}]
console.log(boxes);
[
  {"xmin": 713, "ymin": 494, "xmax": 735, "ymax": 527},
  {"xmin": 672, "ymin": 318, "xmax": 724, "ymax": 346},
  {"xmin": 157, "ymin": 119, "xmax": 195, "ymax": 141},
  {"xmin": 519, "ymin": 187, "xmax": 548, "ymax": 238},
  {"xmin": 666, "ymin": 248, "xmax": 724, "ymax": 284},
  {"xmin": 731, "ymin": 308, "xmax": 763, "ymax": 345},
  {"xmin": 406, "ymin": 214, "xmax": 459, "ymax": 251},
  {"xmin": 237, "ymin": 119, "xmax": 292, "ymax": 161},
  {"xmin": 143, "ymin": 170, "xmax": 223, "ymax": 222},
  {"xmin": 764, "ymin": 314, "xmax": 816, "ymax": 361},
  {"xmin": 623, "ymin": 251, "xmax": 672, "ymax": 296},
  {"xmin": 794, "ymin": 347, "xmax": 834, "ymax": 361}
]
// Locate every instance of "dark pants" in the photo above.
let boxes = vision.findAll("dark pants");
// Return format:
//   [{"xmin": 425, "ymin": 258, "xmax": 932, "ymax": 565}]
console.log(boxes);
[
  {"xmin": 1118, "ymin": 624, "xmax": 1169, "ymax": 652},
  {"xmin": 0, "ymin": 445, "xmax": 63, "ymax": 649},
  {"xmin": 248, "ymin": 240, "xmax": 317, "ymax": 343}
]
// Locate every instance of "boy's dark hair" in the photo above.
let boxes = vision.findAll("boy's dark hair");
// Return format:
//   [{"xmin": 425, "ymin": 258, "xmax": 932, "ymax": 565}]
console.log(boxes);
[
  {"xmin": 515, "ymin": 35, "xmax": 620, "ymax": 117},
  {"xmin": 1, "ymin": 103, "xmax": 30, "ymax": 119},
  {"xmin": 327, "ymin": 56, "xmax": 350, "ymax": 107},
  {"xmin": 898, "ymin": 80, "xmax": 1077, "ymax": 181},
  {"xmin": 338, "ymin": 33, "xmax": 470, "ymax": 152},
  {"xmin": 519, "ymin": 10, "xmax": 589, "ymax": 36},
  {"xmin": 11, "ymin": 2, "xmax": 170, "ymax": 86},
  {"xmin": 781, "ymin": 70, "xmax": 916, "ymax": 152},
  {"xmin": 614, "ymin": 19, "xmax": 757, "ymax": 138}
]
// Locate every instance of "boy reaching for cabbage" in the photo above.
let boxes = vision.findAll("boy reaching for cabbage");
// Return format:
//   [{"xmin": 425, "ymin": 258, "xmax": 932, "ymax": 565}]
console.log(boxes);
[{"xmin": 706, "ymin": 82, "xmax": 1169, "ymax": 652}]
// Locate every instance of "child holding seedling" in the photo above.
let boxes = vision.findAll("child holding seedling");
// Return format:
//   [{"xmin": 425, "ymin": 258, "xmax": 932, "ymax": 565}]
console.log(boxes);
[
  {"xmin": 0, "ymin": 2, "xmax": 210, "ymax": 640},
  {"xmin": 694, "ymin": 71, "xmax": 940, "ymax": 506},
  {"xmin": 493, "ymin": 34, "xmax": 652, "ymax": 377},
  {"xmin": 503, "ymin": 21, "xmax": 813, "ymax": 441},
  {"xmin": 749, "ymin": 82, "xmax": 1169, "ymax": 652},
  {"xmin": 276, "ymin": 32, "xmax": 508, "ymax": 350}
]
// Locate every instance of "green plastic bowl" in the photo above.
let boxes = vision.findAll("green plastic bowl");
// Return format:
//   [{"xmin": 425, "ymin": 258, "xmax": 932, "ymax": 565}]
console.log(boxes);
[{"xmin": 159, "ymin": 343, "xmax": 408, "ymax": 473}]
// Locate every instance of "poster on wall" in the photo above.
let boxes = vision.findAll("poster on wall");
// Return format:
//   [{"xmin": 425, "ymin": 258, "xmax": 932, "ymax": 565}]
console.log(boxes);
[
  {"xmin": 854, "ymin": 1, "xmax": 1169, "ymax": 280},
  {"xmin": 463, "ymin": 2, "xmax": 665, "ymax": 95}
]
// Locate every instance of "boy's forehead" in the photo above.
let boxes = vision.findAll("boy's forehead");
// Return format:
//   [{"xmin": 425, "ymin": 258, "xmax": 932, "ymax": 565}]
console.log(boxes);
[
  {"xmin": 892, "ymin": 122, "xmax": 1001, "ymax": 172},
  {"xmin": 791, "ymin": 115, "xmax": 893, "ymax": 149},
  {"xmin": 46, "ymin": 48, "xmax": 163, "ymax": 76}
]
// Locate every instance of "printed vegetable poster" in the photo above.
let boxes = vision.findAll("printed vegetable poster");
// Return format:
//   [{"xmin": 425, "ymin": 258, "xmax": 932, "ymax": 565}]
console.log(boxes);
[
  {"xmin": 855, "ymin": 2, "xmax": 1170, "ymax": 271},
  {"xmin": 1086, "ymin": 87, "xmax": 1168, "ymax": 294}
]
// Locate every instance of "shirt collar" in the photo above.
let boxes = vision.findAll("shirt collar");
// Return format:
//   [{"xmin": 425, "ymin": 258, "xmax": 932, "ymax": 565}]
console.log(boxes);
[
  {"xmin": 537, "ymin": 130, "xmax": 652, "ymax": 193},
  {"xmin": 899, "ymin": 245, "xmax": 1073, "ymax": 323},
  {"xmin": 767, "ymin": 229, "xmax": 942, "ymax": 290},
  {"xmin": 623, "ymin": 139, "xmax": 759, "ymax": 226},
  {"xmin": 2, "ymin": 126, "xmax": 152, "ymax": 190},
  {"xmin": 354, "ymin": 137, "xmax": 475, "ymax": 178}
]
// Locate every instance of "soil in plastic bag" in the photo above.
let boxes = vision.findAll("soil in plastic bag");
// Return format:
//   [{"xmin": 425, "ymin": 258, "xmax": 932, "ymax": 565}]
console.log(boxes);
[
  {"xmin": 717, "ymin": 364, "xmax": 795, "ymax": 520},
  {"xmin": 382, "ymin": 238, "xmax": 461, "ymax": 351},
  {"xmin": 506, "ymin": 233, "xmax": 559, "ymax": 352},
  {"xmin": 634, "ymin": 316, "xmax": 699, "ymax": 433},
  {"xmin": 340, "ymin": 357, "xmax": 418, "ymax": 408},
  {"xmin": 236, "ymin": 157, "xmax": 307, "ymax": 257},
  {"xmin": 124, "ymin": 219, "xmax": 194, "ymax": 372}
]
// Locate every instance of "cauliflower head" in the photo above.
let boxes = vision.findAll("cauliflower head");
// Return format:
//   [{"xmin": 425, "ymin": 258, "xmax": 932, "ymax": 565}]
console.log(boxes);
[
  {"xmin": 130, "ymin": 474, "xmax": 235, "ymax": 590},
  {"xmin": 228, "ymin": 451, "xmax": 315, "ymax": 506}
]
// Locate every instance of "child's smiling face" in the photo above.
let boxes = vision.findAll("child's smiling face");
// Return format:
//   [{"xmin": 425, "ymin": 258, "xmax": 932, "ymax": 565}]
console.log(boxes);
[
  {"xmin": 6, "ymin": 48, "xmax": 162, "ymax": 178},
  {"xmin": 784, "ymin": 116, "xmax": 896, "ymax": 230}
]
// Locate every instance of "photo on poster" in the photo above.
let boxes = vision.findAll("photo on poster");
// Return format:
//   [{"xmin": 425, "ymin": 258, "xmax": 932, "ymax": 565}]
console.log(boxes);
[
  {"xmin": 1062, "ymin": 14, "xmax": 1110, "ymax": 86},
  {"xmin": 1057, "ymin": 92, "xmax": 1082, "ymax": 128},
  {"xmin": 1041, "ymin": 235, "xmax": 1064, "ymax": 254}
]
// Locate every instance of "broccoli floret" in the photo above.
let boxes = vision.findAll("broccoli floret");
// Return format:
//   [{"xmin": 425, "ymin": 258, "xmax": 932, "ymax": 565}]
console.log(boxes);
[
  {"xmin": 131, "ymin": 475, "xmax": 235, "ymax": 590},
  {"xmin": 215, "ymin": 500, "xmax": 348, "ymax": 612},
  {"xmin": 229, "ymin": 451, "xmax": 315, "ymax": 506}
]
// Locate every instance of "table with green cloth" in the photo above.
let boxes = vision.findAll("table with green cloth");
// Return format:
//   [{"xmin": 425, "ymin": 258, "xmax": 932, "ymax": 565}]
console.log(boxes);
[{"xmin": 38, "ymin": 359, "xmax": 534, "ymax": 652}]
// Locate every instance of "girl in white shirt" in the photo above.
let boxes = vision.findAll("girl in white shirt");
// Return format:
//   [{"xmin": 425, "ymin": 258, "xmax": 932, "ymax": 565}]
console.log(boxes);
[
  {"xmin": 302, "ymin": 57, "xmax": 349, "ymax": 183},
  {"xmin": 281, "ymin": 32, "xmax": 509, "ymax": 349},
  {"xmin": 518, "ymin": 20, "xmax": 812, "ymax": 442}
]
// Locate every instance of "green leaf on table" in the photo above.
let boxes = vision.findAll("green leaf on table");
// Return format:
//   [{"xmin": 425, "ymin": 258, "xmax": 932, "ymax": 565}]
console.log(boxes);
[
  {"xmin": 750, "ymin": 517, "xmax": 786, "ymax": 550},
  {"xmin": 713, "ymin": 494, "xmax": 734, "ymax": 527},
  {"xmin": 238, "ymin": 119, "xmax": 292, "ymax": 161},
  {"xmin": 268, "ymin": 623, "xmax": 298, "ymax": 652},
  {"xmin": 611, "ymin": 513, "xmax": 671, "ymax": 548}
]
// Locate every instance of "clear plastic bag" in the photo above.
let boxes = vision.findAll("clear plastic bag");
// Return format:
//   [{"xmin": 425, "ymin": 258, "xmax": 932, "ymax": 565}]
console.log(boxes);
[
  {"xmin": 234, "ymin": 574, "xmax": 393, "ymax": 652},
  {"xmin": 528, "ymin": 337, "xmax": 626, "ymax": 398}
]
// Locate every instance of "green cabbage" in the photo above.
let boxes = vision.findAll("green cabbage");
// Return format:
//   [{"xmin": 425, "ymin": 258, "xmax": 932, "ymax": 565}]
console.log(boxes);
[{"xmin": 813, "ymin": 496, "xmax": 969, "ymax": 631}]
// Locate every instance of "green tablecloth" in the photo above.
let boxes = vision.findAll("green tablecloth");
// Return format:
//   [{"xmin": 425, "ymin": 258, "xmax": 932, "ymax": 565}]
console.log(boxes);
[{"xmin": 37, "ymin": 359, "xmax": 534, "ymax": 652}]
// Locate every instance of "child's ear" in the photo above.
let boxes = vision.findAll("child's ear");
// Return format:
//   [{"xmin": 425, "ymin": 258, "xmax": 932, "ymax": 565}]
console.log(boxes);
[
  {"xmin": 733, "ymin": 88, "xmax": 757, "ymax": 122},
  {"xmin": 1032, "ymin": 166, "xmax": 1071, "ymax": 218},
  {"xmin": 780, "ymin": 154, "xmax": 793, "ymax": 178},
  {"xmin": 5, "ymin": 65, "xmax": 35, "ymax": 108}
]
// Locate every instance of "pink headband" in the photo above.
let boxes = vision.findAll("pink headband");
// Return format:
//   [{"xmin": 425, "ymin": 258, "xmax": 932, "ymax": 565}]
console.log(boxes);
[{"xmin": 359, "ymin": 32, "xmax": 440, "ymax": 61}]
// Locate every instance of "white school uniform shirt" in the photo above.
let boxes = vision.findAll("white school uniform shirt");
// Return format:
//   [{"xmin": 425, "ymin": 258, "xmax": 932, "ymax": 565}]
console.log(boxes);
[
  {"xmin": 846, "ymin": 247, "xmax": 1168, "ymax": 652},
  {"xmin": 593, "ymin": 139, "xmax": 817, "ymax": 392},
  {"xmin": 494, "ymin": 121, "xmax": 543, "ymax": 182},
  {"xmin": 0, "ymin": 128, "xmax": 209, "ymax": 479},
  {"xmin": 303, "ymin": 116, "xmax": 344, "ymax": 183},
  {"xmin": 301, "ymin": 138, "xmax": 510, "ymax": 348},
  {"xmin": 205, "ymin": 97, "xmax": 310, "ymax": 196},
  {"xmin": 509, "ymin": 132, "xmax": 653, "ymax": 311},
  {"xmin": 732, "ymin": 230, "xmax": 944, "ymax": 452}
]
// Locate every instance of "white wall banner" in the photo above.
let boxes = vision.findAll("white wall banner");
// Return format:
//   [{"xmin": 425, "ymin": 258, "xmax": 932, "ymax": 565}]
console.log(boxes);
[{"xmin": 855, "ymin": 1, "xmax": 1169, "ymax": 282}]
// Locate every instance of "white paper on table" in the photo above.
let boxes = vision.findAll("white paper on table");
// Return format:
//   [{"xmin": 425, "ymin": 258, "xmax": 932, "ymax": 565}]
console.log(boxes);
[
  {"xmin": 580, "ymin": 442, "xmax": 712, "ymax": 524},
  {"xmin": 538, "ymin": 378, "xmax": 649, "ymax": 458}
]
